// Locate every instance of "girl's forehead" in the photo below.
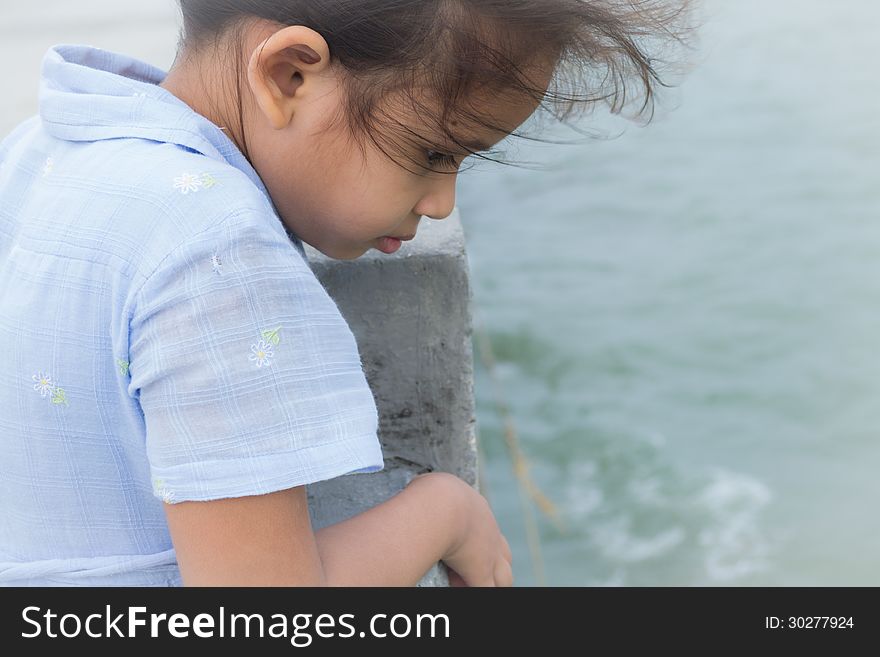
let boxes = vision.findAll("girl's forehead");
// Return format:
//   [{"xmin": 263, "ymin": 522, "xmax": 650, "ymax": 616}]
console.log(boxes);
[
  {"xmin": 371, "ymin": 55, "xmax": 553, "ymax": 150},
  {"xmin": 411, "ymin": 80, "xmax": 544, "ymax": 128},
  {"xmin": 457, "ymin": 88, "xmax": 545, "ymax": 142}
]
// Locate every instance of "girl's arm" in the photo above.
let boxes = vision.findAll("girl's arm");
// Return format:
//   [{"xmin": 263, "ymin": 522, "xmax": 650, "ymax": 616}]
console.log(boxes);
[{"xmin": 163, "ymin": 471, "xmax": 467, "ymax": 586}]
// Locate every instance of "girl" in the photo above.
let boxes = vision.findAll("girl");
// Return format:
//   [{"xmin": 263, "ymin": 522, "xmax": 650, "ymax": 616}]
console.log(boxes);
[{"xmin": 0, "ymin": 1, "xmax": 692, "ymax": 586}]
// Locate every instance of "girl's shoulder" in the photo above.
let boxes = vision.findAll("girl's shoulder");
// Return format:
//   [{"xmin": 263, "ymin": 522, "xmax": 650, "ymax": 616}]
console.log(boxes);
[
  {"xmin": 2, "ymin": 111, "xmax": 302, "ymax": 294},
  {"xmin": 64, "ymin": 137, "xmax": 296, "ymax": 281},
  {"xmin": 129, "ymin": 145, "xmax": 299, "ymax": 285},
  {"xmin": 134, "ymin": 141, "xmax": 274, "ymax": 232}
]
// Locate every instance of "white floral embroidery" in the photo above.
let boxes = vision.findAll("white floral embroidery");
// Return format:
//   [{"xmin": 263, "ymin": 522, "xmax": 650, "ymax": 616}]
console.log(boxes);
[
  {"xmin": 32, "ymin": 372, "xmax": 54, "ymax": 397},
  {"xmin": 154, "ymin": 478, "xmax": 176, "ymax": 504},
  {"xmin": 173, "ymin": 172, "xmax": 203, "ymax": 195},
  {"xmin": 173, "ymin": 172, "xmax": 218, "ymax": 194},
  {"xmin": 42, "ymin": 157, "xmax": 54, "ymax": 177},
  {"xmin": 31, "ymin": 371, "xmax": 69, "ymax": 406},
  {"xmin": 130, "ymin": 91, "xmax": 148, "ymax": 98},
  {"xmin": 211, "ymin": 252, "xmax": 223, "ymax": 275},
  {"xmin": 249, "ymin": 339, "xmax": 275, "ymax": 368}
]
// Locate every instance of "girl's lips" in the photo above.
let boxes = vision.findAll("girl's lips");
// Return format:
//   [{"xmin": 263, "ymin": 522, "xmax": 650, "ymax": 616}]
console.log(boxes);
[{"xmin": 376, "ymin": 236, "xmax": 402, "ymax": 254}]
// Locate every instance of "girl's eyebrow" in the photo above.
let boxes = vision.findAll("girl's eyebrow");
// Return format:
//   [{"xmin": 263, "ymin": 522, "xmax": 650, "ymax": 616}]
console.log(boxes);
[
  {"xmin": 458, "ymin": 133, "xmax": 505, "ymax": 151},
  {"xmin": 463, "ymin": 140, "xmax": 494, "ymax": 152},
  {"xmin": 446, "ymin": 137, "xmax": 495, "ymax": 153},
  {"xmin": 417, "ymin": 128, "xmax": 496, "ymax": 153}
]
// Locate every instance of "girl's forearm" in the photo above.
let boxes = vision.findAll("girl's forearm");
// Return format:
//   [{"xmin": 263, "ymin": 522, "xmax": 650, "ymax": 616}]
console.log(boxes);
[{"xmin": 313, "ymin": 472, "xmax": 464, "ymax": 587}]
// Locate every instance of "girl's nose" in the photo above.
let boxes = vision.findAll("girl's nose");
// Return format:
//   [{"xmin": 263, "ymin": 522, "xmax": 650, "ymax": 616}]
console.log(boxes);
[{"xmin": 415, "ymin": 175, "xmax": 457, "ymax": 221}]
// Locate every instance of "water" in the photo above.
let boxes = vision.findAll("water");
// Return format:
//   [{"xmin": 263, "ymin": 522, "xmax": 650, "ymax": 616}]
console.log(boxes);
[
  {"xmin": 4, "ymin": 0, "xmax": 879, "ymax": 586},
  {"xmin": 458, "ymin": 0, "xmax": 880, "ymax": 585}
]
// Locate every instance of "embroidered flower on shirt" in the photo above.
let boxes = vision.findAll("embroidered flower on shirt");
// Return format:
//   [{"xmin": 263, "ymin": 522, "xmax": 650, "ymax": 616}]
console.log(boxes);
[
  {"xmin": 42, "ymin": 157, "xmax": 54, "ymax": 177},
  {"xmin": 173, "ymin": 172, "xmax": 219, "ymax": 194},
  {"xmin": 31, "ymin": 372, "xmax": 69, "ymax": 407},
  {"xmin": 154, "ymin": 478, "xmax": 176, "ymax": 504},
  {"xmin": 211, "ymin": 252, "xmax": 223, "ymax": 275},
  {"xmin": 250, "ymin": 327, "xmax": 282, "ymax": 368},
  {"xmin": 249, "ymin": 339, "xmax": 275, "ymax": 368},
  {"xmin": 117, "ymin": 359, "xmax": 130, "ymax": 376},
  {"xmin": 32, "ymin": 372, "xmax": 54, "ymax": 397},
  {"xmin": 173, "ymin": 172, "xmax": 203, "ymax": 194}
]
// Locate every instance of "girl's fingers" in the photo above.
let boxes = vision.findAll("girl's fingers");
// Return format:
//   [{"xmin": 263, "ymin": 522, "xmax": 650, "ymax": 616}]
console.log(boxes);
[
  {"xmin": 446, "ymin": 566, "xmax": 468, "ymax": 587},
  {"xmin": 501, "ymin": 534, "xmax": 512, "ymax": 563},
  {"xmin": 494, "ymin": 559, "xmax": 514, "ymax": 587}
]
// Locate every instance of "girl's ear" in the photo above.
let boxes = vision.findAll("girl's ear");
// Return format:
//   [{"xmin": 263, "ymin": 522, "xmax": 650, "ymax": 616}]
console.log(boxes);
[{"xmin": 245, "ymin": 25, "xmax": 331, "ymax": 131}]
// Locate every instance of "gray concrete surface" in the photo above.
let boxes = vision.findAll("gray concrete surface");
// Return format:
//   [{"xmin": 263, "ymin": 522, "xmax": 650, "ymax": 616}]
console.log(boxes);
[{"xmin": 304, "ymin": 208, "xmax": 478, "ymax": 587}]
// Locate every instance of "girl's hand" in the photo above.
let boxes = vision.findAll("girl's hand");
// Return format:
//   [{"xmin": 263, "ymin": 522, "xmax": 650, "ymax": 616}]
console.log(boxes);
[{"xmin": 430, "ymin": 474, "xmax": 514, "ymax": 587}]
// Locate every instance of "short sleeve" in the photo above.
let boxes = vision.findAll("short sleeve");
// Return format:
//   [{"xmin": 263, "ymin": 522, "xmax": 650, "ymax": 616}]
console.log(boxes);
[{"xmin": 128, "ymin": 210, "xmax": 384, "ymax": 504}]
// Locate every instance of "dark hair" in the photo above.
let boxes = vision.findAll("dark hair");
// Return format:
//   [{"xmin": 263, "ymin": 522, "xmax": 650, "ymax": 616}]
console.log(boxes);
[{"xmin": 174, "ymin": 0, "xmax": 697, "ymax": 175}]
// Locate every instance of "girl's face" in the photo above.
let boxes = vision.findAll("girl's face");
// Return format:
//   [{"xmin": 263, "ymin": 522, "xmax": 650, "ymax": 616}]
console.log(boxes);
[{"xmin": 162, "ymin": 22, "xmax": 552, "ymax": 260}]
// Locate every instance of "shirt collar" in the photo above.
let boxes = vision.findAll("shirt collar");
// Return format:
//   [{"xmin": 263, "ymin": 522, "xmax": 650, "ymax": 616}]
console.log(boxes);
[{"xmin": 38, "ymin": 44, "xmax": 305, "ymax": 255}]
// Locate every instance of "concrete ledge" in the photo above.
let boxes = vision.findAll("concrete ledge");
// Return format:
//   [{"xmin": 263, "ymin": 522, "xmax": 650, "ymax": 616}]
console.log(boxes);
[{"xmin": 304, "ymin": 208, "xmax": 477, "ymax": 587}]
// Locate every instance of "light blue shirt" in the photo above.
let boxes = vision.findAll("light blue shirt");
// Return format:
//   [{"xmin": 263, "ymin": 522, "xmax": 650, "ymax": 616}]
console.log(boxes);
[{"xmin": 0, "ymin": 44, "xmax": 384, "ymax": 586}]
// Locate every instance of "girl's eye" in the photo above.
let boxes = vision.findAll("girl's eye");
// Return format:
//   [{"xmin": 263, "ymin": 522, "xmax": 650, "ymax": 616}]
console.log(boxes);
[{"xmin": 426, "ymin": 150, "xmax": 459, "ymax": 169}]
